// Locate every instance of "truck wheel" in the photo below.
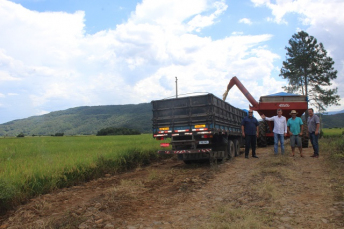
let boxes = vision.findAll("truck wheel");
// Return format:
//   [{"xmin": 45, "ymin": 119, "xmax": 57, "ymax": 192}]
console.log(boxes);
[
  {"xmin": 234, "ymin": 139, "xmax": 240, "ymax": 156},
  {"xmin": 228, "ymin": 140, "xmax": 235, "ymax": 159},
  {"xmin": 183, "ymin": 160, "xmax": 192, "ymax": 164},
  {"xmin": 257, "ymin": 121, "xmax": 267, "ymax": 147},
  {"xmin": 302, "ymin": 121, "xmax": 309, "ymax": 148}
]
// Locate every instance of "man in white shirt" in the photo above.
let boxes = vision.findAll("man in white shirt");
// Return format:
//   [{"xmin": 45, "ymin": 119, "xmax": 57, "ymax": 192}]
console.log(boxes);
[{"xmin": 261, "ymin": 109, "xmax": 287, "ymax": 155}]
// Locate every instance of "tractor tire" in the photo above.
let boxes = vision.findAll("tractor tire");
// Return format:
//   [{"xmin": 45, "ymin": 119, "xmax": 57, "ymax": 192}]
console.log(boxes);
[
  {"xmin": 302, "ymin": 121, "xmax": 309, "ymax": 148},
  {"xmin": 257, "ymin": 121, "xmax": 267, "ymax": 147}
]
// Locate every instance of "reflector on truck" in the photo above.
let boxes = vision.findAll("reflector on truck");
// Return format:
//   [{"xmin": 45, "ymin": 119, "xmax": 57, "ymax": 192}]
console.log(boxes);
[
  {"xmin": 195, "ymin": 124, "xmax": 206, "ymax": 128},
  {"xmin": 160, "ymin": 143, "xmax": 170, "ymax": 147},
  {"xmin": 159, "ymin": 127, "xmax": 169, "ymax": 130}
]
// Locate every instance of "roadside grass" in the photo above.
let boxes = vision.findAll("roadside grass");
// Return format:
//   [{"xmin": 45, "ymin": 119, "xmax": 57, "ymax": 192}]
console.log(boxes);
[
  {"xmin": 0, "ymin": 134, "xmax": 170, "ymax": 214},
  {"xmin": 320, "ymin": 137, "xmax": 344, "ymax": 201}
]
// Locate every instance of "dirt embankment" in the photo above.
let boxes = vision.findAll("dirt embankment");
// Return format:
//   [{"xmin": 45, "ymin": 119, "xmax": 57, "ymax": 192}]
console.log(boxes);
[{"xmin": 1, "ymin": 145, "xmax": 343, "ymax": 229}]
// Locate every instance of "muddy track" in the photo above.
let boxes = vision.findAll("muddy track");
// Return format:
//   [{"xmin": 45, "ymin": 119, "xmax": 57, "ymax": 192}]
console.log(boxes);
[{"xmin": 1, "ymin": 145, "xmax": 343, "ymax": 229}]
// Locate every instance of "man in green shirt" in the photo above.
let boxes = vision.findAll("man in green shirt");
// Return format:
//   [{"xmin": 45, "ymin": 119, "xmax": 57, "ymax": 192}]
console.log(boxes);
[{"xmin": 287, "ymin": 110, "xmax": 304, "ymax": 157}]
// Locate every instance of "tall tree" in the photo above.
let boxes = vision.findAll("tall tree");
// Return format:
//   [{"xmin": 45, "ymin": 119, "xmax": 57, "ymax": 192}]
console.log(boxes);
[{"xmin": 280, "ymin": 31, "xmax": 340, "ymax": 113}]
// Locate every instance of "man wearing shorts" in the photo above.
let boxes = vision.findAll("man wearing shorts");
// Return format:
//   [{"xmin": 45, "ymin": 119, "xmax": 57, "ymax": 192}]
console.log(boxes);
[{"xmin": 287, "ymin": 110, "xmax": 303, "ymax": 157}]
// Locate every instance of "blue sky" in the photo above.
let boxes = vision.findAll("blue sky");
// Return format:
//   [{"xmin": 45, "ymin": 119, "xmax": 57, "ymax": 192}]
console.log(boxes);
[{"xmin": 0, "ymin": 0, "xmax": 343, "ymax": 124}]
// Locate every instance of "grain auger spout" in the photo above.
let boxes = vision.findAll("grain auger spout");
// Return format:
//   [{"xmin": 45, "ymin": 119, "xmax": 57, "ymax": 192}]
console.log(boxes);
[{"xmin": 222, "ymin": 76, "xmax": 259, "ymax": 108}]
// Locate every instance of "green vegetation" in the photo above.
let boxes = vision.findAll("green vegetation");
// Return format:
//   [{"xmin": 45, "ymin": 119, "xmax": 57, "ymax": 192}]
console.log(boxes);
[
  {"xmin": 54, "ymin": 132, "xmax": 64, "ymax": 136},
  {"xmin": 318, "ymin": 130, "xmax": 344, "ymax": 200},
  {"xmin": 280, "ymin": 30, "xmax": 340, "ymax": 112},
  {"xmin": 0, "ymin": 134, "xmax": 170, "ymax": 213},
  {"xmin": 96, "ymin": 127, "xmax": 140, "ymax": 136},
  {"xmin": 0, "ymin": 103, "xmax": 152, "ymax": 136},
  {"xmin": 322, "ymin": 128, "xmax": 344, "ymax": 137},
  {"xmin": 321, "ymin": 137, "xmax": 344, "ymax": 202}
]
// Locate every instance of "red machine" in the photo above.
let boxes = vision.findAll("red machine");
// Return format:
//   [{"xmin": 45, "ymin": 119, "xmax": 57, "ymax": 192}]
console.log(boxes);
[{"xmin": 223, "ymin": 76, "xmax": 308, "ymax": 147}]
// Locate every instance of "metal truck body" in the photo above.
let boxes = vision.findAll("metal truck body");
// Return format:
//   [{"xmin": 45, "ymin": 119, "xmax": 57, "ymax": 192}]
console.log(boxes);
[{"xmin": 151, "ymin": 93, "xmax": 246, "ymax": 163}]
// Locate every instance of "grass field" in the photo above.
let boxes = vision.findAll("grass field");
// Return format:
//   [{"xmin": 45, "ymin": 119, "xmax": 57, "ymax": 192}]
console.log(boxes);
[
  {"xmin": 322, "ymin": 128, "xmax": 344, "ymax": 137},
  {"xmin": 0, "ymin": 134, "xmax": 170, "ymax": 213}
]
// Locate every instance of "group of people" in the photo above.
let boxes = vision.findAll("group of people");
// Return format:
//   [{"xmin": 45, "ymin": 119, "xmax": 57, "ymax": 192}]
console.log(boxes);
[{"xmin": 241, "ymin": 108, "xmax": 320, "ymax": 159}]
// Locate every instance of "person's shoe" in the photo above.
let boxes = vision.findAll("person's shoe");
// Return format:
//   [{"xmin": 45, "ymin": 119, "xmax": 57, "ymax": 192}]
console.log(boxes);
[
  {"xmin": 315, "ymin": 155, "xmax": 319, "ymax": 158},
  {"xmin": 252, "ymin": 155, "xmax": 259, "ymax": 158},
  {"xmin": 245, "ymin": 156, "xmax": 249, "ymax": 159},
  {"xmin": 310, "ymin": 154, "xmax": 316, "ymax": 157}
]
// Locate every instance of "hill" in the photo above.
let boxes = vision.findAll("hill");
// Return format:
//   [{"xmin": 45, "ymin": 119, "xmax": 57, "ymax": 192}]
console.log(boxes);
[
  {"xmin": 0, "ymin": 103, "xmax": 152, "ymax": 136},
  {"xmin": 321, "ymin": 112, "xmax": 344, "ymax": 128},
  {"xmin": 324, "ymin": 109, "xmax": 344, "ymax": 115}
]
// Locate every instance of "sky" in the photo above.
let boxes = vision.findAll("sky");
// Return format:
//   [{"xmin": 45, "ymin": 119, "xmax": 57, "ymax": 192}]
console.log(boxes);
[{"xmin": 0, "ymin": 0, "xmax": 343, "ymax": 124}]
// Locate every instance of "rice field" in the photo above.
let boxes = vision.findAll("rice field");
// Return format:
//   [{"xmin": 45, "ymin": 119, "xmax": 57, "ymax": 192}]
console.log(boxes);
[
  {"xmin": 0, "ymin": 134, "xmax": 170, "ymax": 212},
  {"xmin": 322, "ymin": 128, "xmax": 344, "ymax": 137}
]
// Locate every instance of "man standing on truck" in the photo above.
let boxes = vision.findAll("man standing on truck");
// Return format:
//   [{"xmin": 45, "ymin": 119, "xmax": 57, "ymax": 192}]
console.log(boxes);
[
  {"xmin": 307, "ymin": 108, "xmax": 320, "ymax": 158},
  {"xmin": 241, "ymin": 110, "xmax": 259, "ymax": 159},
  {"xmin": 261, "ymin": 109, "xmax": 287, "ymax": 155},
  {"xmin": 287, "ymin": 110, "xmax": 303, "ymax": 157}
]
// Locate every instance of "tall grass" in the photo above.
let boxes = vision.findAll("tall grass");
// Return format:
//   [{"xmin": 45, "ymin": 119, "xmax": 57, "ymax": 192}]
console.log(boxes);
[
  {"xmin": 322, "ymin": 128, "xmax": 343, "ymax": 138},
  {"xmin": 0, "ymin": 134, "xmax": 169, "ymax": 213},
  {"xmin": 320, "ymin": 136, "xmax": 344, "ymax": 202}
]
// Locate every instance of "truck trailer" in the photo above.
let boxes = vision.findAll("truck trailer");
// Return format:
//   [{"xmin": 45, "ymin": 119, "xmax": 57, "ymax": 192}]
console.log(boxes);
[{"xmin": 151, "ymin": 93, "xmax": 246, "ymax": 163}]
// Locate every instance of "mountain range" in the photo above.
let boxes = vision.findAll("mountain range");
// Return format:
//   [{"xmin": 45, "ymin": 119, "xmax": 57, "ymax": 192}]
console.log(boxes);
[
  {"xmin": 0, "ymin": 103, "xmax": 152, "ymax": 136},
  {"xmin": 0, "ymin": 103, "xmax": 343, "ymax": 136}
]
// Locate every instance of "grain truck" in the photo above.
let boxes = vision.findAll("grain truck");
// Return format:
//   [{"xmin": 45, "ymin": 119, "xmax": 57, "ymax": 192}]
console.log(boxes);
[{"xmin": 151, "ymin": 93, "xmax": 246, "ymax": 163}]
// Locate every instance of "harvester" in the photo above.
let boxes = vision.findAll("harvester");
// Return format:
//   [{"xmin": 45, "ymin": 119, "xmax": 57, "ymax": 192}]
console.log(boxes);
[{"xmin": 223, "ymin": 76, "xmax": 309, "ymax": 147}]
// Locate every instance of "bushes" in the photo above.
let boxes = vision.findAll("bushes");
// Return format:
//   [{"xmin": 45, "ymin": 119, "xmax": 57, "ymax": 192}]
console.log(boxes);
[
  {"xmin": 96, "ymin": 127, "xmax": 141, "ymax": 136},
  {"xmin": 54, "ymin": 133, "xmax": 64, "ymax": 136},
  {"xmin": 16, "ymin": 133, "xmax": 24, "ymax": 137},
  {"xmin": 321, "ymin": 137, "xmax": 344, "ymax": 201}
]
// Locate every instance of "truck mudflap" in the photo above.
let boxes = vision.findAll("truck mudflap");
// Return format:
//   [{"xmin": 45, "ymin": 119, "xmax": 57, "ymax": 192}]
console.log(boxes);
[{"xmin": 158, "ymin": 148, "xmax": 212, "ymax": 154}]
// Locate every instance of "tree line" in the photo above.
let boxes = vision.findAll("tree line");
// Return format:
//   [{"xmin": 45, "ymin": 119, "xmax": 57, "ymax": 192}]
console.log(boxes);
[{"xmin": 96, "ymin": 127, "xmax": 141, "ymax": 136}]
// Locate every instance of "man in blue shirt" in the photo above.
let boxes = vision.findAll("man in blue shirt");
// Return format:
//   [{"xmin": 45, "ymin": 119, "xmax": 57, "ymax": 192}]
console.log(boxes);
[
  {"xmin": 287, "ymin": 110, "xmax": 303, "ymax": 157},
  {"xmin": 241, "ymin": 110, "xmax": 259, "ymax": 159}
]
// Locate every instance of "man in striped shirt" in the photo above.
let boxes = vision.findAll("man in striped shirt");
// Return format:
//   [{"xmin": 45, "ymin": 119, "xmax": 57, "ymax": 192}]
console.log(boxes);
[{"xmin": 261, "ymin": 109, "xmax": 288, "ymax": 155}]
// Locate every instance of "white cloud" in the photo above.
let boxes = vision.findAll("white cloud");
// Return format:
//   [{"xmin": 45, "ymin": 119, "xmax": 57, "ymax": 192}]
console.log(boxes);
[
  {"xmin": 251, "ymin": 0, "xmax": 344, "ymax": 112},
  {"xmin": 239, "ymin": 18, "xmax": 252, "ymax": 25},
  {"xmin": 231, "ymin": 31, "xmax": 244, "ymax": 35},
  {"xmin": 0, "ymin": 0, "xmax": 289, "ymax": 123}
]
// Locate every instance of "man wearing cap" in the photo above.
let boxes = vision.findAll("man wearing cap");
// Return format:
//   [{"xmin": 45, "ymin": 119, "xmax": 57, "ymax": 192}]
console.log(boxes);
[
  {"xmin": 261, "ymin": 109, "xmax": 287, "ymax": 155},
  {"xmin": 287, "ymin": 110, "xmax": 303, "ymax": 157}
]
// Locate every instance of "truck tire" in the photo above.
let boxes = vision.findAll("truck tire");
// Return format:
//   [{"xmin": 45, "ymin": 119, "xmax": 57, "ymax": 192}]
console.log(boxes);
[
  {"xmin": 234, "ymin": 139, "xmax": 240, "ymax": 156},
  {"xmin": 228, "ymin": 140, "xmax": 235, "ymax": 159},
  {"xmin": 302, "ymin": 121, "xmax": 309, "ymax": 148},
  {"xmin": 257, "ymin": 121, "xmax": 267, "ymax": 147}
]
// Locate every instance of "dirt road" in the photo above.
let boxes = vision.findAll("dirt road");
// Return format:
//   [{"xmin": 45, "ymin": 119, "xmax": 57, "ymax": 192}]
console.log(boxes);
[{"xmin": 1, "ymin": 145, "xmax": 343, "ymax": 229}]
